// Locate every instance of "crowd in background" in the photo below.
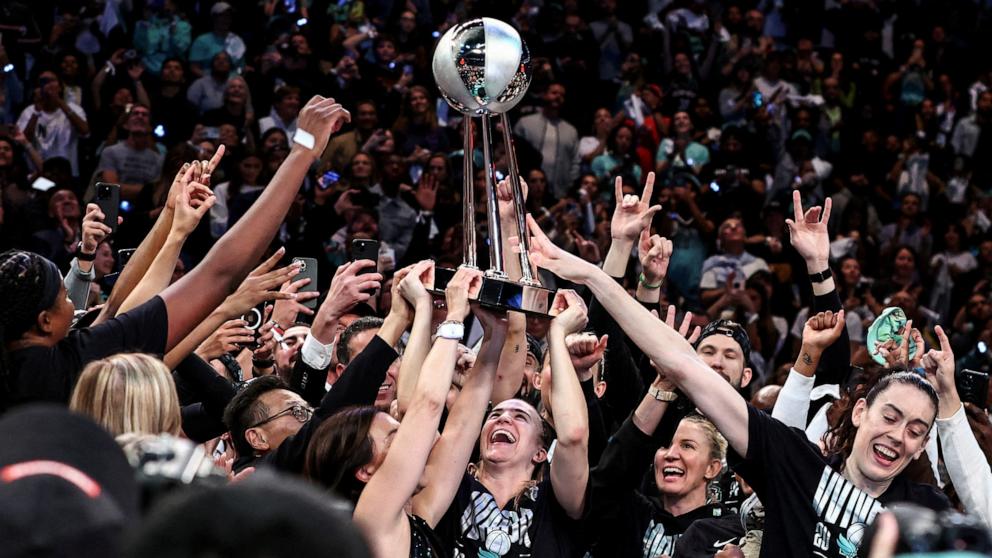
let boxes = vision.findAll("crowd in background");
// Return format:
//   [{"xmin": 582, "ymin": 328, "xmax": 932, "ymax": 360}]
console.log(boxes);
[{"xmin": 2, "ymin": 0, "xmax": 992, "ymax": 557}]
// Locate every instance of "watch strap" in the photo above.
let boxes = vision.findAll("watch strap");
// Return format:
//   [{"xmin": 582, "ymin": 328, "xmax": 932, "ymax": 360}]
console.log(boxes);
[
  {"xmin": 648, "ymin": 386, "xmax": 678, "ymax": 402},
  {"xmin": 435, "ymin": 320, "xmax": 465, "ymax": 340},
  {"xmin": 293, "ymin": 128, "xmax": 316, "ymax": 150},
  {"xmin": 808, "ymin": 268, "xmax": 832, "ymax": 283},
  {"xmin": 74, "ymin": 242, "xmax": 96, "ymax": 262}
]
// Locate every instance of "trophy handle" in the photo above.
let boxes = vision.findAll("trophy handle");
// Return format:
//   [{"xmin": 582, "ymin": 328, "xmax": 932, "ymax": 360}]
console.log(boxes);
[
  {"xmin": 499, "ymin": 112, "xmax": 539, "ymax": 286},
  {"xmin": 461, "ymin": 118, "xmax": 477, "ymax": 269}
]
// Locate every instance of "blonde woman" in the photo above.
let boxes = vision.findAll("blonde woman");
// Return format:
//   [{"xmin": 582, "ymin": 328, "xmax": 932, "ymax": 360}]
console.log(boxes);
[{"xmin": 70, "ymin": 353, "xmax": 181, "ymax": 437}]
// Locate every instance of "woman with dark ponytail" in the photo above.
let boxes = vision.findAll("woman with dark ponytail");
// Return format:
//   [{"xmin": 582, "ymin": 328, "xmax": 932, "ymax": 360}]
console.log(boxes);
[{"xmin": 0, "ymin": 97, "xmax": 351, "ymax": 412}]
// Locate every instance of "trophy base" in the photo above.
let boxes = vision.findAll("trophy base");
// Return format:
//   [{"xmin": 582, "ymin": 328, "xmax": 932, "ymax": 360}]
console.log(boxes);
[{"xmin": 429, "ymin": 267, "xmax": 555, "ymax": 318}]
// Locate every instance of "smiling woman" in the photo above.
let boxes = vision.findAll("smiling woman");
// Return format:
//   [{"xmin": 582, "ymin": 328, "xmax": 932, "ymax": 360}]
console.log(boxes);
[{"xmin": 586, "ymin": 410, "xmax": 727, "ymax": 557}]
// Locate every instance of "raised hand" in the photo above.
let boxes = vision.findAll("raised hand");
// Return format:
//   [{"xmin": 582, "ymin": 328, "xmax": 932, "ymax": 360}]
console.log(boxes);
[
  {"xmin": 397, "ymin": 260, "xmax": 434, "ymax": 309},
  {"xmin": 549, "ymin": 289, "xmax": 589, "ymax": 336},
  {"xmin": 920, "ymin": 325, "xmax": 958, "ymax": 417},
  {"xmin": 611, "ymin": 173, "xmax": 662, "ymax": 242},
  {"xmin": 444, "ymin": 267, "xmax": 484, "ymax": 323},
  {"xmin": 801, "ymin": 310, "xmax": 847, "ymax": 352},
  {"xmin": 565, "ymin": 332, "xmax": 608, "ymax": 378},
  {"xmin": 269, "ymin": 273, "xmax": 320, "ymax": 326},
  {"xmin": 414, "ymin": 171, "xmax": 439, "ymax": 212},
  {"xmin": 317, "ymin": 259, "xmax": 383, "ymax": 324},
  {"xmin": 874, "ymin": 320, "xmax": 916, "ymax": 368},
  {"xmin": 526, "ymin": 214, "xmax": 598, "ymax": 283},
  {"xmin": 663, "ymin": 305, "xmax": 701, "ymax": 343},
  {"xmin": 196, "ymin": 319, "xmax": 256, "ymax": 361},
  {"xmin": 640, "ymin": 228, "xmax": 673, "ymax": 285},
  {"xmin": 295, "ymin": 96, "xmax": 351, "ymax": 157},
  {"xmin": 496, "ymin": 176, "xmax": 528, "ymax": 222},
  {"xmin": 81, "ymin": 203, "xmax": 113, "ymax": 254},
  {"xmin": 171, "ymin": 179, "xmax": 216, "ymax": 238},
  {"xmin": 221, "ymin": 251, "xmax": 300, "ymax": 318},
  {"xmin": 569, "ymin": 229, "xmax": 602, "ymax": 264},
  {"xmin": 785, "ymin": 189, "xmax": 831, "ymax": 269}
]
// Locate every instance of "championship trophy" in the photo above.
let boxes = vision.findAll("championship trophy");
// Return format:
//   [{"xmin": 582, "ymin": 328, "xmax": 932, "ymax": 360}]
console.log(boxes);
[{"xmin": 430, "ymin": 17, "xmax": 555, "ymax": 316}]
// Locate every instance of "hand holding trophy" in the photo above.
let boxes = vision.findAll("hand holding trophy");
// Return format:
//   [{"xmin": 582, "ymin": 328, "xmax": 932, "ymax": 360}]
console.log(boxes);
[{"xmin": 431, "ymin": 17, "xmax": 554, "ymax": 316}]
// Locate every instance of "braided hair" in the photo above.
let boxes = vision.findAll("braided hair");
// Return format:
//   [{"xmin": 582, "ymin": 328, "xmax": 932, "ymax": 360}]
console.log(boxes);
[{"xmin": 0, "ymin": 250, "xmax": 55, "ymax": 384}]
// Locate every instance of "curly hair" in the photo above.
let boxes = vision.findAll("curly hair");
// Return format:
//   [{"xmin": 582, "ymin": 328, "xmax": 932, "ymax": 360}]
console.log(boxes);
[{"xmin": 823, "ymin": 370, "xmax": 939, "ymax": 468}]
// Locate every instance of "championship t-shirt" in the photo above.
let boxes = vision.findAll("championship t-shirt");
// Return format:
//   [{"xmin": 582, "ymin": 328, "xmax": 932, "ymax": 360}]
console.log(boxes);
[
  {"xmin": 435, "ymin": 473, "xmax": 586, "ymax": 558},
  {"xmin": 729, "ymin": 405, "xmax": 949, "ymax": 557}
]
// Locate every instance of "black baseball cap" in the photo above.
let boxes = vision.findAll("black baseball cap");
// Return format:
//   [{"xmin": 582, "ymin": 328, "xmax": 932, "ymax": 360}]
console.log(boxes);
[
  {"xmin": 693, "ymin": 319, "xmax": 753, "ymax": 370},
  {"xmin": 0, "ymin": 405, "xmax": 139, "ymax": 558}
]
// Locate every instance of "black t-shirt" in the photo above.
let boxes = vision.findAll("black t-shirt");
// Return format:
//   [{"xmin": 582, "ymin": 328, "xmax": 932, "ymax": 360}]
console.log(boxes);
[
  {"xmin": 729, "ymin": 404, "xmax": 949, "ymax": 558},
  {"xmin": 586, "ymin": 415, "xmax": 726, "ymax": 557},
  {"xmin": 2, "ymin": 296, "xmax": 169, "ymax": 411},
  {"xmin": 673, "ymin": 512, "xmax": 746, "ymax": 557},
  {"xmin": 409, "ymin": 514, "xmax": 446, "ymax": 558},
  {"xmin": 435, "ymin": 473, "xmax": 585, "ymax": 558}
]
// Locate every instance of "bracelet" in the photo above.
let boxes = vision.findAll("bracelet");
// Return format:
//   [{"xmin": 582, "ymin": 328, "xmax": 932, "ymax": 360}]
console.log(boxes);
[
  {"xmin": 638, "ymin": 273, "xmax": 663, "ymax": 290},
  {"xmin": 648, "ymin": 386, "xmax": 678, "ymax": 402}
]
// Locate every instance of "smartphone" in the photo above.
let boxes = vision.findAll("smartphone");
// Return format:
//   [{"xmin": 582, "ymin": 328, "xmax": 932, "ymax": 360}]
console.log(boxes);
[
  {"xmin": 351, "ymin": 239, "xmax": 380, "ymax": 293},
  {"xmin": 318, "ymin": 171, "xmax": 339, "ymax": 191},
  {"xmin": 240, "ymin": 302, "xmax": 267, "ymax": 348},
  {"xmin": 202, "ymin": 126, "xmax": 220, "ymax": 140},
  {"xmin": 292, "ymin": 257, "xmax": 319, "ymax": 310},
  {"xmin": 117, "ymin": 248, "xmax": 136, "ymax": 272},
  {"xmin": 94, "ymin": 182, "xmax": 120, "ymax": 235},
  {"xmin": 752, "ymin": 91, "xmax": 763, "ymax": 108},
  {"xmin": 958, "ymin": 369, "xmax": 990, "ymax": 409}
]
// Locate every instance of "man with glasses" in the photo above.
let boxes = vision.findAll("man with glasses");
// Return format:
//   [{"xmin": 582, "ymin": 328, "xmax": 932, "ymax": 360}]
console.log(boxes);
[{"xmin": 96, "ymin": 103, "xmax": 165, "ymax": 201}]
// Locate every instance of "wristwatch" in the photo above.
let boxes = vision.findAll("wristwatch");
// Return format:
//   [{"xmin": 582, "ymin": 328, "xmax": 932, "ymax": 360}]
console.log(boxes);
[
  {"xmin": 648, "ymin": 386, "xmax": 679, "ymax": 402},
  {"xmin": 74, "ymin": 241, "xmax": 96, "ymax": 262},
  {"xmin": 435, "ymin": 320, "xmax": 465, "ymax": 341},
  {"xmin": 808, "ymin": 268, "xmax": 832, "ymax": 283},
  {"xmin": 293, "ymin": 128, "xmax": 315, "ymax": 150}
]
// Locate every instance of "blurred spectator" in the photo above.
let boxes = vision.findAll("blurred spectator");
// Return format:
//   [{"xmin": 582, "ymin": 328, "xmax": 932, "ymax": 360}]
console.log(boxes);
[
  {"xmin": 514, "ymin": 83, "xmax": 580, "ymax": 198},
  {"xmin": 96, "ymin": 104, "xmax": 165, "ymax": 202},
  {"xmin": 16, "ymin": 71, "xmax": 89, "ymax": 177},
  {"xmin": 133, "ymin": 0, "xmax": 193, "ymax": 76},
  {"xmin": 188, "ymin": 2, "xmax": 246, "ymax": 77}
]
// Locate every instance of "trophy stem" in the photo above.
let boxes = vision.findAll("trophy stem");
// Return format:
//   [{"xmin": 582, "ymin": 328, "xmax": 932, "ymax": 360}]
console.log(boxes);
[
  {"xmin": 499, "ymin": 112, "xmax": 538, "ymax": 285},
  {"xmin": 480, "ymin": 114, "xmax": 504, "ymax": 275},
  {"xmin": 462, "ymin": 118, "xmax": 477, "ymax": 268}
]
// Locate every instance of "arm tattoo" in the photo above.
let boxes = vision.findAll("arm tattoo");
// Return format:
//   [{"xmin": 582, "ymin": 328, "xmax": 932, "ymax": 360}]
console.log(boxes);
[{"xmin": 801, "ymin": 352, "xmax": 813, "ymax": 365}]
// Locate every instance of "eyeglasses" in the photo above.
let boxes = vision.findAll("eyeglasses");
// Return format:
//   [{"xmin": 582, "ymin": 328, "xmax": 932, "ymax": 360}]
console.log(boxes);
[{"xmin": 248, "ymin": 404, "xmax": 313, "ymax": 429}]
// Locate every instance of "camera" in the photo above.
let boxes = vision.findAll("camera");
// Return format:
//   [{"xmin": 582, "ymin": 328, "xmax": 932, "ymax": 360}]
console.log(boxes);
[
  {"xmin": 120, "ymin": 434, "xmax": 228, "ymax": 512},
  {"xmin": 860, "ymin": 503, "xmax": 992, "ymax": 556}
]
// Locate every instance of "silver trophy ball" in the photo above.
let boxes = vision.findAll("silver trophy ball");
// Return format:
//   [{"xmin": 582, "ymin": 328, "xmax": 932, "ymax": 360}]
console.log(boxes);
[{"xmin": 432, "ymin": 18, "xmax": 532, "ymax": 115}]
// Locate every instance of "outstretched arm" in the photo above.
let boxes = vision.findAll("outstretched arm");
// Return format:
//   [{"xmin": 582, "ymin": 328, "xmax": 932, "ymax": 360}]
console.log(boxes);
[
  {"xmin": 413, "ymin": 306, "xmax": 507, "ymax": 526},
  {"xmin": 354, "ymin": 268, "xmax": 482, "ymax": 556},
  {"xmin": 163, "ymin": 250, "xmax": 298, "ymax": 368},
  {"xmin": 526, "ymin": 214, "xmax": 750, "ymax": 457},
  {"xmin": 94, "ymin": 160, "xmax": 201, "ymax": 325},
  {"xmin": 160, "ymin": 97, "xmax": 350, "ymax": 351},
  {"xmin": 394, "ymin": 262, "xmax": 435, "ymax": 418},
  {"xmin": 118, "ymin": 177, "xmax": 215, "ymax": 315},
  {"xmin": 547, "ymin": 290, "xmax": 591, "ymax": 519}
]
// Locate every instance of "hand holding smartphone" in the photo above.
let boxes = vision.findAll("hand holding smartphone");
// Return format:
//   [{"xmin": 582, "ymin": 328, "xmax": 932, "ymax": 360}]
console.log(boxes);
[
  {"xmin": 93, "ymin": 182, "xmax": 121, "ymax": 236},
  {"xmin": 292, "ymin": 257, "xmax": 320, "ymax": 310},
  {"xmin": 351, "ymin": 239, "xmax": 380, "ymax": 294}
]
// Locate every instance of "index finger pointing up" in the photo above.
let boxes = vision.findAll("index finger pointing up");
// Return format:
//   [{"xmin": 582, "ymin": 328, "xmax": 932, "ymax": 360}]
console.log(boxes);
[
  {"xmin": 935, "ymin": 325, "xmax": 951, "ymax": 353},
  {"xmin": 642, "ymin": 172, "xmax": 656, "ymax": 203},
  {"xmin": 792, "ymin": 190, "xmax": 804, "ymax": 223},
  {"xmin": 614, "ymin": 176, "xmax": 623, "ymax": 203}
]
